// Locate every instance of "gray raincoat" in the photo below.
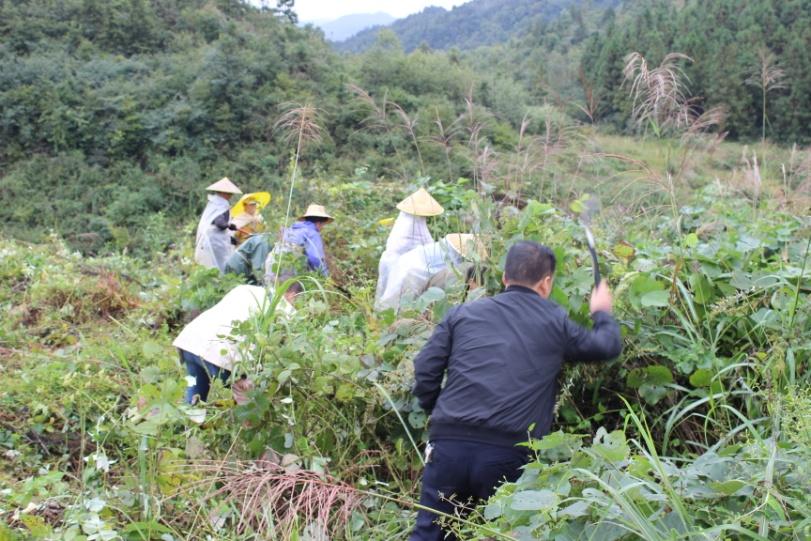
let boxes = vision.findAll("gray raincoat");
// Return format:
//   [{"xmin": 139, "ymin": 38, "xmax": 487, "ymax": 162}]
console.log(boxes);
[{"xmin": 194, "ymin": 194, "xmax": 234, "ymax": 272}]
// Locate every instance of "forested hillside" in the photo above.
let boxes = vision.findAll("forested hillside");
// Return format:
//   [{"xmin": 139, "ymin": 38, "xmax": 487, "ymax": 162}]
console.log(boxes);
[
  {"xmin": 337, "ymin": 0, "xmax": 619, "ymax": 53},
  {"xmin": 0, "ymin": 0, "xmax": 337, "ymax": 250},
  {"xmin": 4, "ymin": 0, "xmax": 810, "ymax": 256},
  {"xmin": 2, "ymin": 1, "xmax": 810, "ymax": 540},
  {"xmin": 0, "ymin": 0, "xmax": 539, "ymax": 254},
  {"xmin": 581, "ymin": 0, "xmax": 811, "ymax": 142}
]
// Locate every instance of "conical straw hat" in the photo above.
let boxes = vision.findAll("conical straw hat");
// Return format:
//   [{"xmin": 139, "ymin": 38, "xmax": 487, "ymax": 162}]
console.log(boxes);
[
  {"xmin": 232, "ymin": 191, "xmax": 271, "ymax": 217},
  {"xmin": 206, "ymin": 177, "xmax": 242, "ymax": 195},
  {"xmin": 396, "ymin": 188, "xmax": 444, "ymax": 217},
  {"xmin": 300, "ymin": 204, "xmax": 333, "ymax": 221},
  {"xmin": 445, "ymin": 233, "xmax": 488, "ymax": 260}
]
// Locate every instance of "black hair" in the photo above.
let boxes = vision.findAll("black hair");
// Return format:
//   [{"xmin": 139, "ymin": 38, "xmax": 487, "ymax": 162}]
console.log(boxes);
[
  {"xmin": 462, "ymin": 264, "xmax": 488, "ymax": 299},
  {"xmin": 304, "ymin": 216, "xmax": 330, "ymax": 224},
  {"xmin": 276, "ymin": 272, "xmax": 304, "ymax": 295},
  {"xmin": 464, "ymin": 264, "xmax": 488, "ymax": 285},
  {"xmin": 504, "ymin": 241, "xmax": 556, "ymax": 285}
]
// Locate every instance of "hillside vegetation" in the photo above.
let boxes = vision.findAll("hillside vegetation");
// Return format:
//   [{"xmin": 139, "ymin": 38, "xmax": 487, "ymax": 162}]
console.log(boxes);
[
  {"xmin": 2, "ymin": 133, "xmax": 810, "ymax": 538},
  {"xmin": 336, "ymin": 0, "xmax": 619, "ymax": 53},
  {"xmin": 581, "ymin": 0, "xmax": 811, "ymax": 142},
  {"xmin": 2, "ymin": 0, "xmax": 811, "ymax": 254},
  {"xmin": 1, "ymin": 1, "xmax": 811, "ymax": 539}
]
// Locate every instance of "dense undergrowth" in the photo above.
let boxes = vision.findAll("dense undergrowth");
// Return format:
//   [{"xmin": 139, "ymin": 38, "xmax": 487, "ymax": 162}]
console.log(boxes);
[
  {"xmin": 1, "ymin": 132, "xmax": 810, "ymax": 539},
  {"xmin": 3, "ymin": 2, "xmax": 811, "ymax": 539}
]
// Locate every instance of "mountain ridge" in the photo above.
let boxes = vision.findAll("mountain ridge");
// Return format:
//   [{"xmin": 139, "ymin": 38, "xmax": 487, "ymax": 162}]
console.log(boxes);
[
  {"xmin": 335, "ymin": 0, "xmax": 617, "ymax": 53},
  {"xmin": 314, "ymin": 12, "xmax": 395, "ymax": 42}
]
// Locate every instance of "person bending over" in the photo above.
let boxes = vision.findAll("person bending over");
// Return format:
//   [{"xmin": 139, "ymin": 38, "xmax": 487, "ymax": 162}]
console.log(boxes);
[{"xmin": 173, "ymin": 279, "xmax": 301, "ymax": 404}]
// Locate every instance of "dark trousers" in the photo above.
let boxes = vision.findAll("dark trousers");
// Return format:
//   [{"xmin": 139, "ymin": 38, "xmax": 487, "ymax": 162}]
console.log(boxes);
[
  {"xmin": 180, "ymin": 349, "xmax": 231, "ymax": 404},
  {"xmin": 410, "ymin": 439, "xmax": 528, "ymax": 541}
]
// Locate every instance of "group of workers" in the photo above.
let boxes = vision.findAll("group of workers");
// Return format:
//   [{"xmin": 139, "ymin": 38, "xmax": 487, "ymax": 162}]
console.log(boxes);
[
  {"xmin": 177, "ymin": 176, "xmax": 623, "ymax": 541},
  {"xmin": 192, "ymin": 177, "xmax": 485, "ymax": 309},
  {"xmin": 193, "ymin": 177, "xmax": 330, "ymax": 283}
]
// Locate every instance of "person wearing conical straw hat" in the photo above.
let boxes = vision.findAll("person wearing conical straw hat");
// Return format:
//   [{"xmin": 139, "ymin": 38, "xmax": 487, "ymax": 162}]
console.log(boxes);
[
  {"xmin": 264, "ymin": 204, "xmax": 333, "ymax": 282},
  {"xmin": 375, "ymin": 188, "xmax": 444, "ymax": 310},
  {"xmin": 377, "ymin": 233, "xmax": 487, "ymax": 311},
  {"xmin": 231, "ymin": 192, "xmax": 270, "ymax": 246},
  {"xmin": 195, "ymin": 177, "xmax": 242, "ymax": 272}
]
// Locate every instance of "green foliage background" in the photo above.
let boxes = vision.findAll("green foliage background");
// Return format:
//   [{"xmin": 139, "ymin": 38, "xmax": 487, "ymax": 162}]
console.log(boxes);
[
  {"xmin": 1, "ymin": 2, "xmax": 811, "ymax": 538},
  {"xmin": 3, "ymin": 0, "xmax": 811, "ymax": 256}
]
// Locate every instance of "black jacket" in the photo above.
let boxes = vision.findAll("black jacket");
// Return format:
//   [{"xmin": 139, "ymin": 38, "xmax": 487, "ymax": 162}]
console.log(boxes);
[{"xmin": 413, "ymin": 285, "xmax": 622, "ymax": 446}]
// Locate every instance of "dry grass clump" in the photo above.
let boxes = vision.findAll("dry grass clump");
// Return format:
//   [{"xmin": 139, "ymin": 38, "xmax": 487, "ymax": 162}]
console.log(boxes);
[
  {"xmin": 32, "ymin": 270, "xmax": 138, "ymax": 323},
  {"xmin": 10, "ymin": 267, "xmax": 139, "ymax": 345},
  {"xmin": 186, "ymin": 458, "xmax": 363, "ymax": 539},
  {"xmin": 746, "ymin": 47, "xmax": 787, "ymax": 142},
  {"xmin": 623, "ymin": 52, "xmax": 694, "ymax": 134},
  {"xmin": 272, "ymin": 102, "xmax": 324, "ymax": 149}
]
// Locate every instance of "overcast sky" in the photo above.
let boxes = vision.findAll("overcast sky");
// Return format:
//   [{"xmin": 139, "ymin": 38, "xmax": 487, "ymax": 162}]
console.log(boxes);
[{"xmin": 295, "ymin": 0, "xmax": 468, "ymax": 23}]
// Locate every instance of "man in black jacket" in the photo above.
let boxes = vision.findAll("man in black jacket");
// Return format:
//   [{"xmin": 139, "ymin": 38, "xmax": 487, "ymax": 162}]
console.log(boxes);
[{"xmin": 409, "ymin": 240, "xmax": 622, "ymax": 541}]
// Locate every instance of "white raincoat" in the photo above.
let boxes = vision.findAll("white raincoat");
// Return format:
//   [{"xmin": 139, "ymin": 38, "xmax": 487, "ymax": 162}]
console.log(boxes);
[
  {"xmin": 172, "ymin": 285, "xmax": 294, "ymax": 371},
  {"xmin": 377, "ymin": 239, "xmax": 461, "ymax": 311},
  {"xmin": 375, "ymin": 212, "xmax": 433, "ymax": 307},
  {"xmin": 195, "ymin": 194, "xmax": 234, "ymax": 272}
]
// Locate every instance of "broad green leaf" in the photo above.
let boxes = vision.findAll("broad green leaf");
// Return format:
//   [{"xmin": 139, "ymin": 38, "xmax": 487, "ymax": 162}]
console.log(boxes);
[
  {"xmin": 689, "ymin": 368, "xmax": 713, "ymax": 388},
  {"xmin": 20, "ymin": 515, "xmax": 51, "ymax": 537},
  {"xmin": 0, "ymin": 523, "xmax": 18, "ymax": 541},
  {"xmin": 559, "ymin": 500, "xmax": 590, "ymax": 518},
  {"xmin": 141, "ymin": 341, "xmax": 163, "ymax": 358},
  {"xmin": 639, "ymin": 384, "xmax": 669, "ymax": 405},
  {"xmin": 534, "ymin": 430, "xmax": 568, "ymax": 450},
  {"xmin": 407, "ymin": 409, "xmax": 427, "ymax": 429},
  {"xmin": 730, "ymin": 271, "xmax": 754, "ymax": 289},
  {"xmin": 526, "ymin": 200, "xmax": 554, "ymax": 217},
  {"xmin": 766, "ymin": 493, "xmax": 786, "ymax": 520},
  {"xmin": 684, "ymin": 233, "xmax": 699, "ymax": 248},
  {"xmin": 718, "ymin": 444, "xmax": 742, "ymax": 457},
  {"xmin": 592, "ymin": 429, "xmax": 630, "ymax": 463},
  {"xmin": 122, "ymin": 521, "xmax": 174, "ymax": 535},
  {"xmin": 630, "ymin": 274, "xmax": 664, "ymax": 295},
  {"xmin": 640, "ymin": 289, "xmax": 669, "ymax": 307},
  {"xmin": 418, "ymin": 287, "xmax": 445, "ymax": 304},
  {"xmin": 736, "ymin": 234, "xmax": 762, "ymax": 252},
  {"xmin": 709, "ymin": 479, "xmax": 746, "ymax": 495},
  {"xmin": 483, "ymin": 501, "xmax": 503, "ymax": 520},
  {"xmin": 628, "ymin": 456, "xmax": 652, "ymax": 477},
  {"xmin": 612, "ymin": 242, "xmax": 635, "ymax": 259},
  {"xmin": 689, "ymin": 273, "xmax": 714, "ymax": 304},
  {"xmin": 335, "ymin": 383, "xmax": 354, "ymax": 402},
  {"xmin": 509, "ymin": 489, "xmax": 558, "ymax": 511},
  {"xmin": 751, "ymin": 308, "xmax": 778, "ymax": 327},
  {"xmin": 529, "ymin": 430, "xmax": 582, "ymax": 460},
  {"xmin": 627, "ymin": 365, "xmax": 673, "ymax": 388}
]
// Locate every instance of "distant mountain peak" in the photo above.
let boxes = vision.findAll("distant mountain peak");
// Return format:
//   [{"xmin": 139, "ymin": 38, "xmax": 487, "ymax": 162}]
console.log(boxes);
[{"xmin": 312, "ymin": 12, "xmax": 396, "ymax": 43}]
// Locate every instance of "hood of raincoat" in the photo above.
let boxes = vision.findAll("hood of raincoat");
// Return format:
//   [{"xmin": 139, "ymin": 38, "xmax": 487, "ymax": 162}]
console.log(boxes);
[
  {"xmin": 385, "ymin": 211, "xmax": 432, "ymax": 252},
  {"xmin": 375, "ymin": 212, "xmax": 435, "ymax": 306},
  {"xmin": 376, "ymin": 239, "xmax": 461, "ymax": 311},
  {"xmin": 194, "ymin": 194, "xmax": 234, "ymax": 272}
]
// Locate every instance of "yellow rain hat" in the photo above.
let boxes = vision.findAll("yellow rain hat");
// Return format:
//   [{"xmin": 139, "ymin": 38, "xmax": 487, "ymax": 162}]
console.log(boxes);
[
  {"xmin": 396, "ymin": 188, "xmax": 444, "ymax": 217},
  {"xmin": 300, "ymin": 204, "xmax": 333, "ymax": 222},
  {"xmin": 231, "ymin": 191, "xmax": 271, "ymax": 217},
  {"xmin": 206, "ymin": 177, "xmax": 242, "ymax": 195},
  {"xmin": 445, "ymin": 233, "xmax": 488, "ymax": 260}
]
